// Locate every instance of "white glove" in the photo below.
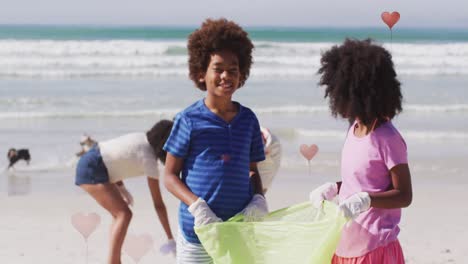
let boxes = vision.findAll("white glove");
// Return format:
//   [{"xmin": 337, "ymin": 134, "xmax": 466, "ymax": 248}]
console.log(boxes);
[
  {"xmin": 159, "ymin": 239, "xmax": 176, "ymax": 256},
  {"xmin": 242, "ymin": 194, "xmax": 269, "ymax": 222},
  {"xmin": 117, "ymin": 185, "xmax": 134, "ymax": 206},
  {"xmin": 188, "ymin": 198, "xmax": 222, "ymax": 227},
  {"xmin": 309, "ymin": 182, "xmax": 338, "ymax": 208},
  {"xmin": 338, "ymin": 192, "xmax": 371, "ymax": 219}
]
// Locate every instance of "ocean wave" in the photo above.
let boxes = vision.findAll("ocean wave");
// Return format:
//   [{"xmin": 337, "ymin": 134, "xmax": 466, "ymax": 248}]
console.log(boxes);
[
  {"xmin": 1, "ymin": 40, "xmax": 468, "ymax": 78},
  {"xmin": 254, "ymin": 104, "xmax": 468, "ymax": 114},
  {"xmin": 2, "ymin": 156, "xmax": 78, "ymax": 173},
  {"xmin": 0, "ymin": 55, "xmax": 188, "ymax": 68},
  {"xmin": 279, "ymin": 158, "xmax": 340, "ymax": 170},
  {"xmin": 0, "ymin": 97, "xmax": 156, "ymax": 108},
  {"xmin": 0, "ymin": 68, "xmax": 188, "ymax": 78},
  {"xmin": 296, "ymin": 128, "xmax": 468, "ymax": 140},
  {"xmin": 4, "ymin": 40, "xmax": 467, "ymax": 57},
  {"xmin": 254, "ymin": 105, "xmax": 329, "ymax": 114},
  {"xmin": 295, "ymin": 129, "xmax": 347, "ymax": 139},
  {"xmin": 405, "ymin": 104, "xmax": 468, "ymax": 112},
  {"xmin": 0, "ymin": 40, "xmax": 187, "ymax": 56},
  {"xmin": 2, "ymin": 104, "xmax": 467, "ymax": 119},
  {"xmin": 2, "ymin": 67, "xmax": 467, "ymax": 78},
  {"xmin": 1, "ymin": 107, "xmax": 326, "ymax": 120},
  {"xmin": 0, "ymin": 109, "xmax": 180, "ymax": 119}
]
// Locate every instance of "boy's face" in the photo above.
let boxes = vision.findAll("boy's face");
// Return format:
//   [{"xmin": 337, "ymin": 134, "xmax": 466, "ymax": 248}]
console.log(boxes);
[{"xmin": 199, "ymin": 50, "xmax": 241, "ymax": 98}]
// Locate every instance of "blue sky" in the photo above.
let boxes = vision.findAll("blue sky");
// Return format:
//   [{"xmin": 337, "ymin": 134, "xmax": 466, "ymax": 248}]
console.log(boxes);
[{"xmin": 1, "ymin": 0, "xmax": 467, "ymax": 28}]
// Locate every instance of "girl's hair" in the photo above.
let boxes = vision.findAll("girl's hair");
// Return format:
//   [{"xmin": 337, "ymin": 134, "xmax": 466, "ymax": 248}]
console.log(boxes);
[
  {"xmin": 188, "ymin": 18, "xmax": 254, "ymax": 91},
  {"xmin": 146, "ymin": 119, "xmax": 173, "ymax": 164},
  {"xmin": 318, "ymin": 39, "xmax": 402, "ymax": 127}
]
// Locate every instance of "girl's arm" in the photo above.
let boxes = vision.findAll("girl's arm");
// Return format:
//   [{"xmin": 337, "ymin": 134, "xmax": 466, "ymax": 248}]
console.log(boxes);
[
  {"xmin": 369, "ymin": 164, "xmax": 413, "ymax": 208},
  {"xmin": 249, "ymin": 162, "xmax": 264, "ymax": 195},
  {"xmin": 147, "ymin": 177, "xmax": 173, "ymax": 240},
  {"xmin": 163, "ymin": 152, "xmax": 198, "ymax": 206}
]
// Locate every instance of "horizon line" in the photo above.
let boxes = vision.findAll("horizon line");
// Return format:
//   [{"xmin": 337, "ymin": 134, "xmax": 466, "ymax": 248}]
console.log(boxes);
[{"xmin": 0, "ymin": 23, "xmax": 467, "ymax": 31}]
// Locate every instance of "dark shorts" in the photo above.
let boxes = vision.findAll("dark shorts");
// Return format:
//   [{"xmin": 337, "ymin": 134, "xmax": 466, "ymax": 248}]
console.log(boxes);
[{"xmin": 75, "ymin": 145, "xmax": 109, "ymax": 186}]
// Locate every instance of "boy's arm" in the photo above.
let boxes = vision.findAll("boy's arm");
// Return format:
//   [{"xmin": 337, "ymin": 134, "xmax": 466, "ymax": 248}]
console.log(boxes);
[
  {"xmin": 249, "ymin": 162, "xmax": 264, "ymax": 195},
  {"xmin": 242, "ymin": 162, "xmax": 268, "ymax": 221},
  {"xmin": 164, "ymin": 152, "xmax": 222, "ymax": 226},
  {"xmin": 164, "ymin": 152, "xmax": 198, "ymax": 206}
]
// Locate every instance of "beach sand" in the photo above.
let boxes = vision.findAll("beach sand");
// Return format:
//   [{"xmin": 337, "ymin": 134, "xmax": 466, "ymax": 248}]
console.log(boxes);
[{"xmin": 1, "ymin": 167, "xmax": 467, "ymax": 264}]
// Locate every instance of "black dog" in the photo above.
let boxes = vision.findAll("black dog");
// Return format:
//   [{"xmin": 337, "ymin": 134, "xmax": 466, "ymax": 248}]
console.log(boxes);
[{"xmin": 7, "ymin": 148, "xmax": 31, "ymax": 168}]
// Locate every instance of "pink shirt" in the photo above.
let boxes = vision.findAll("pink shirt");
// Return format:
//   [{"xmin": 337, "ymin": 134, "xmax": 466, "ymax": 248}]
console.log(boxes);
[{"xmin": 336, "ymin": 121, "xmax": 408, "ymax": 257}]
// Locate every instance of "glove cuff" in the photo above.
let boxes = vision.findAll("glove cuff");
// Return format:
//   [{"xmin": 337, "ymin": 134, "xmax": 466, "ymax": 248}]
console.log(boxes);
[
  {"xmin": 188, "ymin": 198, "xmax": 205, "ymax": 215},
  {"xmin": 160, "ymin": 238, "xmax": 176, "ymax": 255},
  {"xmin": 252, "ymin": 194, "xmax": 265, "ymax": 201},
  {"xmin": 358, "ymin": 192, "xmax": 371, "ymax": 211},
  {"xmin": 331, "ymin": 182, "xmax": 339, "ymax": 194}
]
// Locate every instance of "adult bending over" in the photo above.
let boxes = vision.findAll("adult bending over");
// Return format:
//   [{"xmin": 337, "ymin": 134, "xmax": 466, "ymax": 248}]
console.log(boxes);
[{"xmin": 75, "ymin": 120, "xmax": 175, "ymax": 264}]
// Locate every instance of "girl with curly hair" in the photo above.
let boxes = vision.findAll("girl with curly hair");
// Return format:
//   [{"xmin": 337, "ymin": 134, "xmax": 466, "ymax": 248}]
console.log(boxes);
[
  {"xmin": 309, "ymin": 39, "xmax": 413, "ymax": 264},
  {"xmin": 163, "ymin": 18, "xmax": 267, "ymax": 263}
]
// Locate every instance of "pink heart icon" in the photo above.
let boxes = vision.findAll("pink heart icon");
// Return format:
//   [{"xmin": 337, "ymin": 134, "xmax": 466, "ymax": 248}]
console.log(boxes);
[
  {"xmin": 300, "ymin": 144, "xmax": 319, "ymax": 161},
  {"xmin": 71, "ymin": 212, "xmax": 100, "ymax": 240},
  {"xmin": 381, "ymin": 11, "xmax": 400, "ymax": 29},
  {"xmin": 124, "ymin": 233, "xmax": 154, "ymax": 263}
]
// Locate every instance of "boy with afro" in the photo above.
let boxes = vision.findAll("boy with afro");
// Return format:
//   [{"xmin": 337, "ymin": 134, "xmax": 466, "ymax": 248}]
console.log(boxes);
[{"xmin": 163, "ymin": 18, "xmax": 267, "ymax": 263}]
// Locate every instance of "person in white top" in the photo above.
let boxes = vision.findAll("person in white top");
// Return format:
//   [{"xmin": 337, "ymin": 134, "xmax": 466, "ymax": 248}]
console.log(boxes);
[
  {"xmin": 257, "ymin": 127, "xmax": 282, "ymax": 193},
  {"xmin": 75, "ymin": 120, "xmax": 176, "ymax": 263}
]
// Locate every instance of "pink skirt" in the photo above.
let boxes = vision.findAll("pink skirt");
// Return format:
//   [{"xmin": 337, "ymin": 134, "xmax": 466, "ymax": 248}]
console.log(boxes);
[{"xmin": 331, "ymin": 240, "xmax": 405, "ymax": 264}]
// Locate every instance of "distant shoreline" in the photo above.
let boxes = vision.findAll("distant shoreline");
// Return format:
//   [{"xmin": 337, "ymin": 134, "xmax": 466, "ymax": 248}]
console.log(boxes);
[{"xmin": 0, "ymin": 25, "xmax": 467, "ymax": 43}]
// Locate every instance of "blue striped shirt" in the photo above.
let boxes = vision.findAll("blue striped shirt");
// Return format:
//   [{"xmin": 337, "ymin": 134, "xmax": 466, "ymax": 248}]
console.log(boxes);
[{"xmin": 163, "ymin": 99, "xmax": 265, "ymax": 243}]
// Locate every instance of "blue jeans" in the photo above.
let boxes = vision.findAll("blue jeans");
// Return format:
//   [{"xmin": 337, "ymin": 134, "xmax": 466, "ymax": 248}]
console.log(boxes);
[{"xmin": 75, "ymin": 145, "xmax": 109, "ymax": 185}]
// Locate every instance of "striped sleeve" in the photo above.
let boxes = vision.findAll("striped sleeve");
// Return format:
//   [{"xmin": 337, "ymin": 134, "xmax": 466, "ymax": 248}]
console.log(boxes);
[
  {"xmin": 163, "ymin": 113, "xmax": 191, "ymax": 158},
  {"xmin": 250, "ymin": 117, "xmax": 266, "ymax": 162}
]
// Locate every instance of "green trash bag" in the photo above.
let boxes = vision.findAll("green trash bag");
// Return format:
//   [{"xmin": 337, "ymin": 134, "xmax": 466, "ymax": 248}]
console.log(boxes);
[{"xmin": 195, "ymin": 201, "xmax": 347, "ymax": 264}]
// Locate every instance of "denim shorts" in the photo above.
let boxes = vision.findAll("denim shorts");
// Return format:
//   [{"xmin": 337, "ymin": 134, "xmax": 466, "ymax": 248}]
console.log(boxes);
[{"xmin": 75, "ymin": 145, "xmax": 109, "ymax": 185}]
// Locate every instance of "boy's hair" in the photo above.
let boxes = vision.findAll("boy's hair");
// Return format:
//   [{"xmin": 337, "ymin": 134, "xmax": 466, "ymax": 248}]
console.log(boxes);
[
  {"xmin": 146, "ymin": 119, "xmax": 173, "ymax": 164},
  {"xmin": 318, "ymin": 39, "xmax": 402, "ymax": 126},
  {"xmin": 188, "ymin": 18, "xmax": 254, "ymax": 91}
]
